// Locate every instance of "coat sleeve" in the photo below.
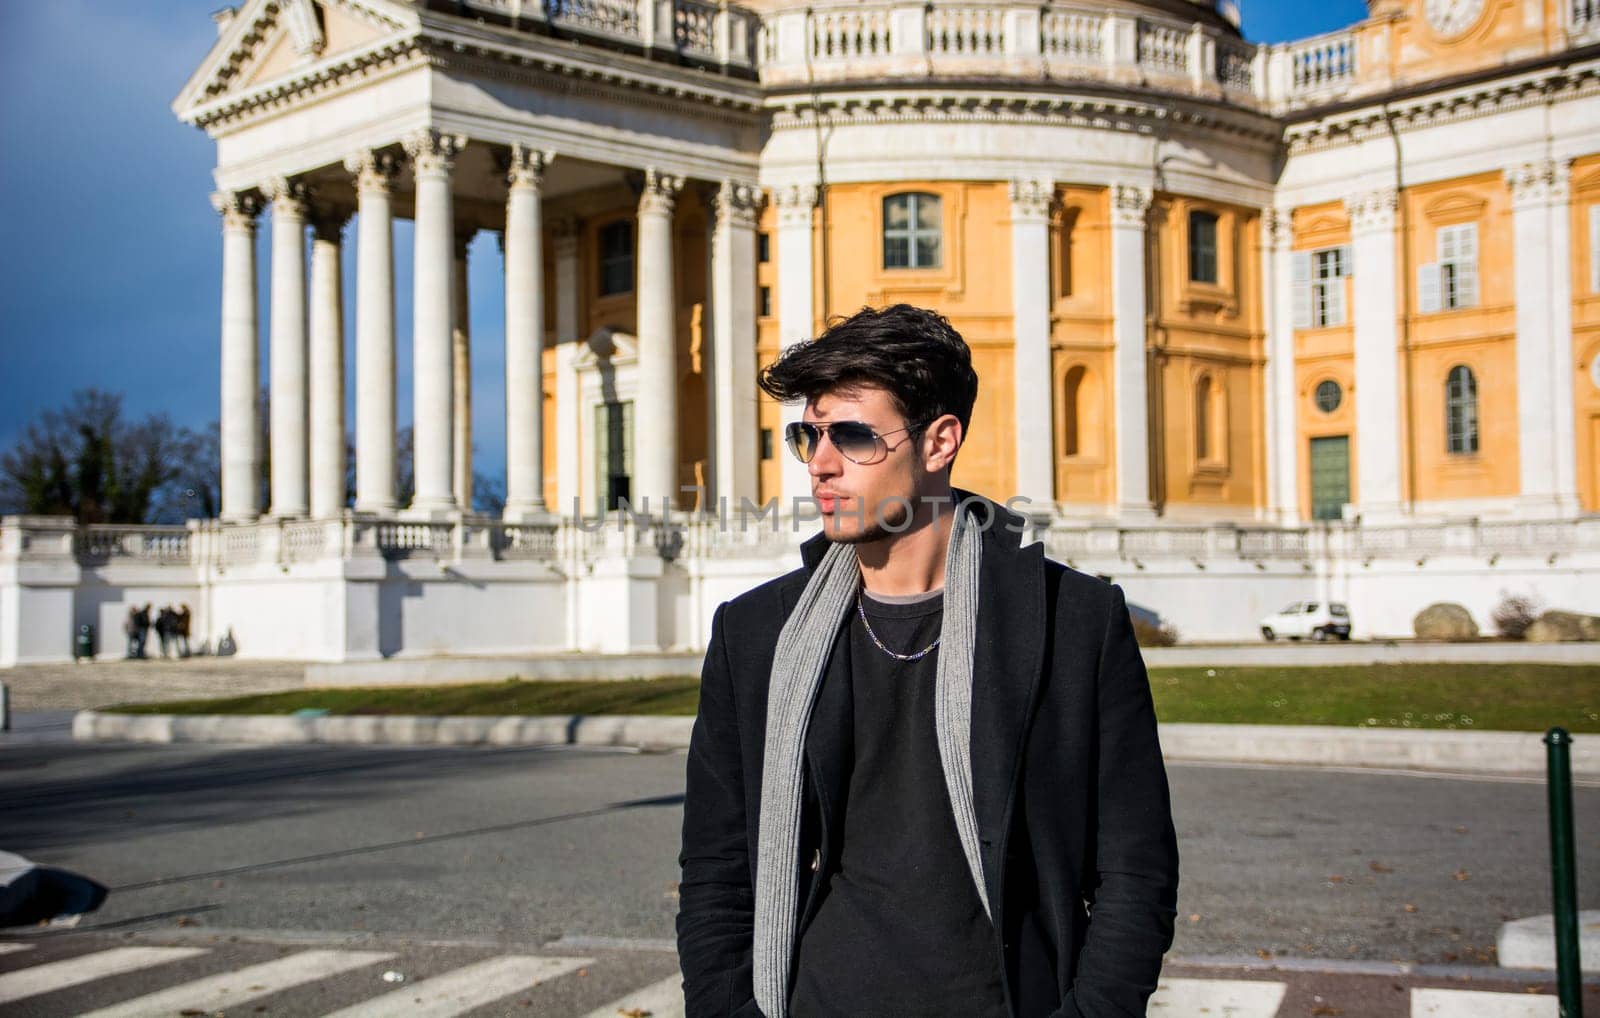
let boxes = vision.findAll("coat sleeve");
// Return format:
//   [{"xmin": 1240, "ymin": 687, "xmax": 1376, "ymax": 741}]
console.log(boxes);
[
  {"xmin": 1057, "ymin": 584, "xmax": 1181, "ymax": 1018},
  {"xmin": 677, "ymin": 602, "xmax": 763, "ymax": 1017}
]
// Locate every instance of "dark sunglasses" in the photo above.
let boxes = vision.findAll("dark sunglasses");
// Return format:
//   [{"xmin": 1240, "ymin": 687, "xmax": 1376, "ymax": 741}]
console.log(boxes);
[{"xmin": 784, "ymin": 419, "xmax": 929, "ymax": 465}]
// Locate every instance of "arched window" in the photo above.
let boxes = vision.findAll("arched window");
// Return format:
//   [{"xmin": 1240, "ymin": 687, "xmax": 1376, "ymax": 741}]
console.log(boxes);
[
  {"xmin": 883, "ymin": 193, "xmax": 942, "ymax": 269},
  {"xmin": 1062, "ymin": 366, "xmax": 1086, "ymax": 457},
  {"xmin": 1445, "ymin": 365, "xmax": 1479, "ymax": 454},
  {"xmin": 1195, "ymin": 374, "xmax": 1213, "ymax": 461}
]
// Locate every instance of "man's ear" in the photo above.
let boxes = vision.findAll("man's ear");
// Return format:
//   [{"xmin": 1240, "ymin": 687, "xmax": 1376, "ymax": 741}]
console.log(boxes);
[{"xmin": 922, "ymin": 414, "xmax": 963, "ymax": 472}]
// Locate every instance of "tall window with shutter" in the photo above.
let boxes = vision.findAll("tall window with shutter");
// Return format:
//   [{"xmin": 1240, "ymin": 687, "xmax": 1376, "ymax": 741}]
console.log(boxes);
[
  {"xmin": 1419, "ymin": 223, "xmax": 1479, "ymax": 313},
  {"xmin": 1293, "ymin": 246, "xmax": 1352, "ymax": 328},
  {"xmin": 1445, "ymin": 365, "xmax": 1479, "ymax": 455},
  {"xmin": 1591, "ymin": 204, "xmax": 1600, "ymax": 294}
]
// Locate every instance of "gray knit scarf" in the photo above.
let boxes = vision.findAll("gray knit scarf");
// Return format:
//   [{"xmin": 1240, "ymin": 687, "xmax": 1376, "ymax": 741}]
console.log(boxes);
[{"xmin": 753, "ymin": 503, "xmax": 986, "ymax": 1018}]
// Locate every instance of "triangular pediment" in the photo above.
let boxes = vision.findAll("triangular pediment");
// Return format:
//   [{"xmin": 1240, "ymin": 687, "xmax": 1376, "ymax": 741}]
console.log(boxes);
[{"xmin": 174, "ymin": 0, "xmax": 415, "ymax": 123}]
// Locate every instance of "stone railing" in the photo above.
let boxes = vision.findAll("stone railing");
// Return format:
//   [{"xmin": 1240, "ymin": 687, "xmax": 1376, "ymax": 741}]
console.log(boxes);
[
  {"xmin": 457, "ymin": 0, "xmax": 759, "ymax": 71},
  {"xmin": 758, "ymin": 2, "xmax": 1258, "ymax": 99},
  {"xmin": 1574, "ymin": 0, "xmax": 1600, "ymax": 37},
  {"xmin": 76, "ymin": 525, "xmax": 192, "ymax": 563},
  {"xmin": 1260, "ymin": 26, "xmax": 1359, "ymax": 110},
  {"xmin": 5, "ymin": 513, "xmax": 1595, "ymax": 573}
]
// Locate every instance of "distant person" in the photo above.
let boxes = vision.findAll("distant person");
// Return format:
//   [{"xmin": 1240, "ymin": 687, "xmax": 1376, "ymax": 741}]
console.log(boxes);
[
  {"xmin": 122, "ymin": 606, "xmax": 141, "ymax": 659},
  {"xmin": 154, "ymin": 606, "xmax": 175, "ymax": 659},
  {"xmin": 174, "ymin": 604, "xmax": 192, "ymax": 658},
  {"xmin": 216, "ymin": 627, "xmax": 237, "ymax": 657},
  {"xmin": 132, "ymin": 603, "xmax": 152, "ymax": 659}
]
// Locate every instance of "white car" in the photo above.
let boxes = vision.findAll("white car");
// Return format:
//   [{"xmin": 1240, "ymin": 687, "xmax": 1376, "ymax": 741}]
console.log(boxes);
[{"xmin": 1260, "ymin": 601, "xmax": 1352, "ymax": 641}]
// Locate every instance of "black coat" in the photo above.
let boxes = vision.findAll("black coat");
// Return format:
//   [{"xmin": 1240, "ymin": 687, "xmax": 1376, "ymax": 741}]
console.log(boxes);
[{"xmin": 677, "ymin": 495, "xmax": 1179, "ymax": 1017}]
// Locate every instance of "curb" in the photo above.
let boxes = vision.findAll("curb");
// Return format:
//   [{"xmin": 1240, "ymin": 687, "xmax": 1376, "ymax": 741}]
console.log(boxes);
[
  {"xmin": 69, "ymin": 712, "xmax": 1597, "ymax": 774},
  {"xmin": 70, "ymin": 711, "xmax": 694, "ymax": 750}
]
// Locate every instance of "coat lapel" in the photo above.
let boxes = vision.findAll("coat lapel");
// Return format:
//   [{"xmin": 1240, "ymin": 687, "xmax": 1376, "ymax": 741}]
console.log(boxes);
[{"xmin": 967, "ymin": 502, "xmax": 1047, "ymax": 909}]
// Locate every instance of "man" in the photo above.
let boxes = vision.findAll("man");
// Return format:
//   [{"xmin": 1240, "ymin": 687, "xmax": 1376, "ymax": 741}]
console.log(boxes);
[{"xmin": 677, "ymin": 305, "xmax": 1179, "ymax": 1017}]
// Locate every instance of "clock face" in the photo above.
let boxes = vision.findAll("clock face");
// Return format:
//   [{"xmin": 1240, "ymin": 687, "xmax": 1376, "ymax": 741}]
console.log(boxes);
[{"xmin": 1424, "ymin": 0, "xmax": 1486, "ymax": 37}]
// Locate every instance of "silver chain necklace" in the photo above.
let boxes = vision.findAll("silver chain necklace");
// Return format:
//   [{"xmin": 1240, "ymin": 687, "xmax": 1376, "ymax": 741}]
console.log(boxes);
[{"xmin": 855, "ymin": 593, "xmax": 942, "ymax": 662}]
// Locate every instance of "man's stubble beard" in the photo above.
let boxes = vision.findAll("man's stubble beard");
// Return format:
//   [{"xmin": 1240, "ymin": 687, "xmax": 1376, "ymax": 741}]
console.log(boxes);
[{"xmin": 825, "ymin": 496, "xmax": 913, "ymax": 545}]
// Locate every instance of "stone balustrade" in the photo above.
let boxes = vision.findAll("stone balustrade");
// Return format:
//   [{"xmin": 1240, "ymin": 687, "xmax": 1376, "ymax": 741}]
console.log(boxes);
[
  {"xmin": 456, "ymin": 0, "xmax": 760, "ymax": 71},
  {"xmin": 5, "ymin": 513, "xmax": 1598, "ymax": 573}
]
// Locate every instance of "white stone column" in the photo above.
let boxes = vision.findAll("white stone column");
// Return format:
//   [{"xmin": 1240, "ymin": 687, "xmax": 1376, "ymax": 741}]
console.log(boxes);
[
  {"xmin": 1263, "ymin": 209, "xmax": 1300, "ymax": 522},
  {"xmin": 1508, "ymin": 159, "xmax": 1580, "ymax": 516},
  {"xmin": 504, "ymin": 145, "xmax": 550, "ymax": 520},
  {"xmin": 308, "ymin": 209, "xmax": 349, "ymax": 519},
  {"xmin": 213, "ymin": 191, "xmax": 263, "ymax": 523},
  {"xmin": 268, "ymin": 177, "xmax": 311, "ymax": 519},
  {"xmin": 1009, "ymin": 178, "xmax": 1055, "ymax": 511},
  {"xmin": 552, "ymin": 219, "xmax": 582, "ymax": 516},
  {"xmin": 634, "ymin": 168, "xmax": 684, "ymax": 510},
  {"xmin": 452, "ymin": 228, "xmax": 475, "ymax": 511},
  {"xmin": 1109, "ymin": 184, "xmax": 1154, "ymax": 517},
  {"xmin": 711, "ymin": 179, "xmax": 761, "ymax": 510},
  {"xmin": 346, "ymin": 150, "xmax": 399, "ymax": 514},
  {"xmin": 1345, "ymin": 187, "xmax": 1404, "ymax": 519},
  {"xmin": 774, "ymin": 183, "xmax": 817, "ymax": 509},
  {"xmin": 405, "ymin": 130, "xmax": 465, "ymax": 515}
]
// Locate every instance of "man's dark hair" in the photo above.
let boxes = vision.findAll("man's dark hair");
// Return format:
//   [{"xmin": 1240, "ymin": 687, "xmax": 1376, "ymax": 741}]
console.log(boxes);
[{"xmin": 757, "ymin": 304, "xmax": 980, "ymax": 433}]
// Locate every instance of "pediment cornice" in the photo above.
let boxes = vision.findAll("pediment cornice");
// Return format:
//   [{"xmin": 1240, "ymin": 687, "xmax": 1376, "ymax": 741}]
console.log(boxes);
[{"xmin": 173, "ymin": 0, "xmax": 417, "ymax": 127}]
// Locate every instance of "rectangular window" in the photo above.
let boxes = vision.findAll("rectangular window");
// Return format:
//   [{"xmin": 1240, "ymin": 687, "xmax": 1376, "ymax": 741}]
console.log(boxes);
[
  {"xmin": 757, "ymin": 232, "xmax": 770, "ymax": 263},
  {"xmin": 1295, "ymin": 246, "xmax": 1352, "ymax": 328},
  {"xmin": 760, "ymin": 428, "xmax": 774, "ymax": 461},
  {"xmin": 594, "ymin": 400, "xmax": 633, "ymax": 511},
  {"xmin": 598, "ymin": 221, "xmax": 633, "ymax": 297},
  {"xmin": 1437, "ymin": 223, "xmax": 1478, "ymax": 310},
  {"xmin": 1188, "ymin": 211, "xmax": 1219, "ymax": 284},
  {"xmin": 883, "ymin": 193, "xmax": 942, "ymax": 269},
  {"xmin": 1590, "ymin": 204, "xmax": 1600, "ymax": 294},
  {"xmin": 1308, "ymin": 435, "xmax": 1350, "ymax": 521},
  {"xmin": 759, "ymin": 285, "xmax": 772, "ymax": 318}
]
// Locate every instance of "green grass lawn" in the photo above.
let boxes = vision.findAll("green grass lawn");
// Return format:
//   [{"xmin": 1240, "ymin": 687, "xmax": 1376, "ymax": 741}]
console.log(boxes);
[{"xmin": 104, "ymin": 663, "xmax": 1600, "ymax": 732}]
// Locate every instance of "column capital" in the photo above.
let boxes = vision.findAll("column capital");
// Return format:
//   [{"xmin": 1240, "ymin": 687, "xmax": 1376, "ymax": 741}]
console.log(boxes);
[
  {"xmin": 211, "ymin": 190, "xmax": 264, "ymax": 231},
  {"xmin": 1008, "ymin": 178, "xmax": 1056, "ymax": 222},
  {"xmin": 637, "ymin": 168, "xmax": 684, "ymax": 217},
  {"xmin": 551, "ymin": 217, "xmax": 581, "ymax": 258},
  {"xmin": 712, "ymin": 179, "xmax": 762, "ymax": 228},
  {"xmin": 1261, "ymin": 207, "xmax": 1293, "ymax": 249},
  {"xmin": 506, "ymin": 143, "xmax": 552, "ymax": 191},
  {"xmin": 1343, "ymin": 187, "xmax": 1397, "ymax": 236},
  {"xmin": 1506, "ymin": 158, "xmax": 1569, "ymax": 209},
  {"xmin": 310, "ymin": 207, "xmax": 351, "ymax": 243},
  {"xmin": 267, "ymin": 177, "xmax": 312, "ymax": 217},
  {"xmin": 404, "ymin": 129, "xmax": 466, "ymax": 176},
  {"xmin": 772, "ymin": 183, "xmax": 817, "ymax": 228},
  {"xmin": 344, "ymin": 149, "xmax": 399, "ymax": 193},
  {"xmin": 1110, "ymin": 184, "xmax": 1152, "ymax": 228}
]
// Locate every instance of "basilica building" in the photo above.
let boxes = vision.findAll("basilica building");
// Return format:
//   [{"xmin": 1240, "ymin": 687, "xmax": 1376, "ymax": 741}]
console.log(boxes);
[{"xmin": 3, "ymin": 0, "xmax": 1598, "ymax": 663}]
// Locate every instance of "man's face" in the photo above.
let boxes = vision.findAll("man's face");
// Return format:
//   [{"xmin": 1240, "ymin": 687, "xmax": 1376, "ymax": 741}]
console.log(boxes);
[{"xmin": 804, "ymin": 386, "xmax": 932, "ymax": 544}]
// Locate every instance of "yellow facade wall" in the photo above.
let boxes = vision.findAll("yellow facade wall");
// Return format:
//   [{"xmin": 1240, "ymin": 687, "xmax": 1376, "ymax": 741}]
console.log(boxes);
[
  {"xmin": 1357, "ymin": 0, "xmax": 1569, "ymax": 92},
  {"xmin": 1291, "ymin": 202, "xmax": 1358, "ymax": 516},
  {"xmin": 1400, "ymin": 172, "xmax": 1519, "ymax": 504},
  {"xmin": 1051, "ymin": 186, "xmax": 1116, "ymax": 506},
  {"xmin": 755, "ymin": 199, "xmax": 783, "ymax": 505},
  {"xmin": 1573, "ymin": 156, "xmax": 1600, "ymax": 512},
  {"xmin": 819, "ymin": 181, "xmax": 1017, "ymax": 500},
  {"xmin": 1149, "ymin": 194, "xmax": 1266, "ymax": 513}
]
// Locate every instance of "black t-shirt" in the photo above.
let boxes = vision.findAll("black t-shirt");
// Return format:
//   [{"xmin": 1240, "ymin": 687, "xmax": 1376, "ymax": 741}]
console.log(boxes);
[{"xmin": 788, "ymin": 589, "xmax": 1009, "ymax": 1018}]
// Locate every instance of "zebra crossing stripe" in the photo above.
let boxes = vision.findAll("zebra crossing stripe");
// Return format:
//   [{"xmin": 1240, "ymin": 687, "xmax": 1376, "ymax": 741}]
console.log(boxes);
[
  {"xmin": 1149, "ymin": 976, "xmax": 1288, "ymax": 1017},
  {"xmin": 1412, "ymin": 987, "xmax": 1558, "ymax": 1017},
  {"xmin": 320, "ymin": 954, "xmax": 594, "ymax": 1018},
  {"xmin": 0, "ymin": 943, "xmax": 35, "ymax": 955},
  {"xmin": 73, "ymin": 948, "xmax": 395, "ymax": 1018},
  {"xmin": 579, "ymin": 972, "xmax": 685, "ymax": 1018},
  {"xmin": 0, "ymin": 946, "xmax": 207, "ymax": 1005}
]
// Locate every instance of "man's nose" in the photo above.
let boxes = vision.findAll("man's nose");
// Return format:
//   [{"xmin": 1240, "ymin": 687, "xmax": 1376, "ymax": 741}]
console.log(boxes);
[{"xmin": 807, "ymin": 432, "xmax": 843, "ymax": 477}]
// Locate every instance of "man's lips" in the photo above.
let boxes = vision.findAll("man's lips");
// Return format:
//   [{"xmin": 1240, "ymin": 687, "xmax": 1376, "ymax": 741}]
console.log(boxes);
[{"xmin": 814, "ymin": 491, "xmax": 846, "ymax": 512}]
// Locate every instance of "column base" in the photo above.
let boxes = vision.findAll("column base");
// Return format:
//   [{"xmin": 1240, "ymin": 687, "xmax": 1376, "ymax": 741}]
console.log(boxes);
[
  {"xmin": 1515, "ymin": 494, "xmax": 1583, "ymax": 520},
  {"xmin": 502, "ymin": 500, "xmax": 552, "ymax": 523},
  {"xmin": 220, "ymin": 511, "xmax": 261, "ymax": 524},
  {"xmin": 354, "ymin": 500, "xmax": 399, "ymax": 516},
  {"xmin": 1349, "ymin": 501, "xmax": 1411, "ymax": 526},
  {"xmin": 402, "ymin": 501, "xmax": 461, "ymax": 522},
  {"xmin": 1115, "ymin": 501, "xmax": 1158, "ymax": 522}
]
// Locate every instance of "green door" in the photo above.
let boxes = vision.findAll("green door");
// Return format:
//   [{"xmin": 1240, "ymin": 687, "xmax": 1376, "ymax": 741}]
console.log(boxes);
[{"xmin": 1309, "ymin": 436, "xmax": 1350, "ymax": 521}]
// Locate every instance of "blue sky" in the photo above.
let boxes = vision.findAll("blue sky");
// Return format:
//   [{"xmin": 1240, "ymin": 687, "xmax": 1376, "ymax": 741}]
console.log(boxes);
[{"xmin": 0, "ymin": 0, "xmax": 1370, "ymax": 489}]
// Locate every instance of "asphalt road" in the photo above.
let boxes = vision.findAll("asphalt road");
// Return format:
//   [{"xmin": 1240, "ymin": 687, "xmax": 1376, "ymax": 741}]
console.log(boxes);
[{"xmin": 2, "ymin": 740, "xmax": 1596, "ymax": 967}]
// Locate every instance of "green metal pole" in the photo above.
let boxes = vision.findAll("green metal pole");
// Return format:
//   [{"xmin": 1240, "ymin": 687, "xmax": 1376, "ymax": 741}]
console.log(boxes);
[{"xmin": 1545, "ymin": 726, "xmax": 1583, "ymax": 1018}]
